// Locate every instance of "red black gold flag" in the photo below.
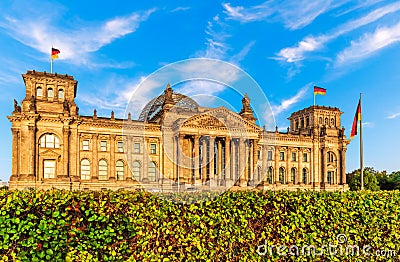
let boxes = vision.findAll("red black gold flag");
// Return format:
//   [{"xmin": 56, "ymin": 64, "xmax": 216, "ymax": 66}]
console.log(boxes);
[
  {"xmin": 350, "ymin": 99, "xmax": 361, "ymax": 139},
  {"xmin": 51, "ymin": 48, "xmax": 60, "ymax": 60}
]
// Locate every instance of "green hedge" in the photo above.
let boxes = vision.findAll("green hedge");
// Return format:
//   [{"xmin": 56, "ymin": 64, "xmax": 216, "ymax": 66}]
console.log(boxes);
[{"xmin": 0, "ymin": 190, "xmax": 399, "ymax": 261}]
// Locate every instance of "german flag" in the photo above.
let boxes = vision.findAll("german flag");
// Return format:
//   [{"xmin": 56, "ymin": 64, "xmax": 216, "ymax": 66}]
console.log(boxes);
[
  {"xmin": 51, "ymin": 47, "xmax": 60, "ymax": 60},
  {"xmin": 350, "ymin": 99, "xmax": 361, "ymax": 139},
  {"xmin": 314, "ymin": 86, "xmax": 326, "ymax": 96}
]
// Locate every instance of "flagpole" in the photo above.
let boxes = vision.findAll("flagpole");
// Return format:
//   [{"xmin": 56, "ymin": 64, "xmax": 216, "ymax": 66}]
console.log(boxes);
[
  {"xmin": 360, "ymin": 93, "xmax": 364, "ymax": 190},
  {"xmin": 314, "ymin": 93, "xmax": 316, "ymax": 106}
]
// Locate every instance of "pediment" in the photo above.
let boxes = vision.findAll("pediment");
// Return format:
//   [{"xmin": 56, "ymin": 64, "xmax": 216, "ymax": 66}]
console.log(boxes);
[
  {"xmin": 181, "ymin": 106, "xmax": 261, "ymax": 131},
  {"xmin": 39, "ymin": 148, "xmax": 61, "ymax": 157}
]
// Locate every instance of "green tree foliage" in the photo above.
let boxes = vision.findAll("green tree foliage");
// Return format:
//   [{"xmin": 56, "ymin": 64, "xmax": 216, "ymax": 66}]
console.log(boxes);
[
  {"xmin": 0, "ymin": 190, "xmax": 400, "ymax": 261},
  {"xmin": 347, "ymin": 167, "xmax": 380, "ymax": 191}
]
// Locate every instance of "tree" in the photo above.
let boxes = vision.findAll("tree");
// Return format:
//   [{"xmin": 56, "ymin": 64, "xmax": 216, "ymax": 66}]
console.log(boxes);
[{"xmin": 347, "ymin": 167, "xmax": 380, "ymax": 191}]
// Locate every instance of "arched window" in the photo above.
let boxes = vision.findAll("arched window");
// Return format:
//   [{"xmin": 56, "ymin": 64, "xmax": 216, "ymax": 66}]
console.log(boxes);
[
  {"xmin": 116, "ymin": 160, "xmax": 124, "ymax": 180},
  {"xmin": 98, "ymin": 160, "xmax": 108, "ymax": 180},
  {"xmin": 306, "ymin": 117, "xmax": 310, "ymax": 127},
  {"xmin": 325, "ymin": 118, "xmax": 328, "ymax": 125},
  {"xmin": 327, "ymin": 152, "xmax": 335, "ymax": 163},
  {"xmin": 58, "ymin": 89, "xmax": 64, "ymax": 99},
  {"xmin": 132, "ymin": 161, "xmax": 141, "ymax": 181},
  {"xmin": 331, "ymin": 118, "xmax": 335, "ymax": 126},
  {"xmin": 279, "ymin": 167, "xmax": 285, "ymax": 184},
  {"xmin": 148, "ymin": 161, "xmax": 157, "ymax": 182},
  {"xmin": 39, "ymin": 134, "xmax": 60, "ymax": 148},
  {"xmin": 81, "ymin": 159, "xmax": 90, "ymax": 180},
  {"xmin": 267, "ymin": 166, "xmax": 273, "ymax": 183},
  {"xmin": 36, "ymin": 86, "xmax": 43, "ymax": 97},
  {"xmin": 291, "ymin": 168, "xmax": 296, "ymax": 184},
  {"xmin": 48, "ymin": 88, "xmax": 54, "ymax": 98},
  {"xmin": 302, "ymin": 168, "xmax": 308, "ymax": 184},
  {"xmin": 319, "ymin": 117, "xmax": 323, "ymax": 124}
]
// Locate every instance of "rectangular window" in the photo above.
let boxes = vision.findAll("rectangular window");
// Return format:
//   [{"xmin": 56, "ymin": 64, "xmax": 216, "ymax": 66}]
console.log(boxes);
[
  {"xmin": 292, "ymin": 152, "xmax": 297, "ymax": 161},
  {"xmin": 279, "ymin": 152, "xmax": 285, "ymax": 161},
  {"xmin": 117, "ymin": 141, "xmax": 124, "ymax": 152},
  {"xmin": 43, "ymin": 160, "xmax": 55, "ymax": 178},
  {"xmin": 82, "ymin": 139, "xmax": 89, "ymax": 151},
  {"xmin": 150, "ymin": 143, "xmax": 157, "ymax": 154},
  {"xmin": 267, "ymin": 150, "xmax": 273, "ymax": 160},
  {"xmin": 100, "ymin": 141, "xmax": 107, "ymax": 152},
  {"xmin": 133, "ymin": 143, "xmax": 140, "ymax": 153},
  {"xmin": 303, "ymin": 153, "xmax": 308, "ymax": 162},
  {"xmin": 257, "ymin": 150, "xmax": 261, "ymax": 160}
]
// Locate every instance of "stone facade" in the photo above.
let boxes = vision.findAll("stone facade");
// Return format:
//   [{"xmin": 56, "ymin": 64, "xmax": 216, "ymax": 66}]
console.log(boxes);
[{"xmin": 8, "ymin": 70, "xmax": 349, "ymax": 191}]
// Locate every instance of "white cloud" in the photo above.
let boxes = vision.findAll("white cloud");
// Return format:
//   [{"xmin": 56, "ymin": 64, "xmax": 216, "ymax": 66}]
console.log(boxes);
[
  {"xmin": 276, "ymin": 1, "xmax": 400, "ymax": 63},
  {"xmin": 387, "ymin": 112, "xmax": 400, "ymax": 119},
  {"xmin": 223, "ymin": 0, "xmax": 348, "ymax": 30},
  {"xmin": 336, "ymin": 21, "xmax": 400, "ymax": 65},
  {"xmin": 0, "ymin": 9, "xmax": 155, "ymax": 66},
  {"xmin": 230, "ymin": 41, "xmax": 256, "ymax": 64},
  {"xmin": 171, "ymin": 7, "xmax": 191, "ymax": 12},
  {"xmin": 271, "ymin": 85, "xmax": 309, "ymax": 116}
]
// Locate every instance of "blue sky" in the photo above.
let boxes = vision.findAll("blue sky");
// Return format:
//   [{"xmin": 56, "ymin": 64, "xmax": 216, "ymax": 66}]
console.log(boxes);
[{"xmin": 1, "ymin": 0, "xmax": 400, "ymax": 182}]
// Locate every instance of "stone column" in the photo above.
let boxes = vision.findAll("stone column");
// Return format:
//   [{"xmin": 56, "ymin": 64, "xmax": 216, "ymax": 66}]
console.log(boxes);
[
  {"xmin": 217, "ymin": 139, "xmax": 223, "ymax": 183},
  {"xmin": 249, "ymin": 140, "xmax": 254, "ymax": 183},
  {"xmin": 286, "ymin": 147, "xmax": 291, "ymax": 184},
  {"xmin": 193, "ymin": 135, "xmax": 201, "ymax": 184},
  {"xmin": 225, "ymin": 137, "xmax": 231, "ymax": 181},
  {"xmin": 109, "ymin": 134, "xmax": 116, "ymax": 180},
  {"xmin": 178, "ymin": 134, "xmax": 185, "ymax": 182},
  {"xmin": 208, "ymin": 136, "xmax": 214, "ymax": 181},
  {"xmin": 340, "ymin": 149, "xmax": 346, "ymax": 185},
  {"xmin": 274, "ymin": 147, "xmax": 280, "ymax": 184},
  {"xmin": 312, "ymin": 143, "xmax": 319, "ymax": 186},
  {"xmin": 297, "ymin": 149, "xmax": 302, "ymax": 184},
  {"xmin": 11, "ymin": 129, "xmax": 20, "ymax": 178},
  {"xmin": 239, "ymin": 138, "xmax": 246, "ymax": 185},
  {"xmin": 126, "ymin": 135, "xmax": 132, "ymax": 180},
  {"xmin": 28, "ymin": 125, "xmax": 36, "ymax": 178},
  {"xmin": 201, "ymin": 137, "xmax": 206, "ymax": 182},
  {"xmin": 262, "ymin": 144, "xmax": 267, "ymax": 182},
  {"xmin": 92, "ymin": 134, "xmax": 98, "ymax": 180},
  {"xmin": 231, "ymin": 139, "xmax": 237, "ymax": 182},
  {"xmin": 322, "ymin": 148, "xmax": 327, "ymax": 185},
  {"xmin": 63, "ymin": 127, "xmax": 70, "ymax": 178}
]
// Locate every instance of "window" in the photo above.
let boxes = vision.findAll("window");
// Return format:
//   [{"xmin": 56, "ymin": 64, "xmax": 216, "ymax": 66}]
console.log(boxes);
[
  {"xmin": 132, "ymin": 161, "xmax": 141, "ymax": 181},
  {"xmin": 257, "ymin": 150, "xmax": 261, "ymax": 160},
  {"xmin": 98, "ymin": 160, "xmax": 108, "ymax": 180},
  {"xmin": 40, "ymin": 134, "xmax": 60, "ymax": 148},
  {"xmin": 148, "ymin": 161, "xmax": 157, "ymax": 182},
  {"xmin": 100, "ymin": 141, "xmax": 107, "ymax": 152},
  {"xmin": 302, "ymin": 168, "xmax": 308, "ymax": 184},
  {"xmin": 48, "ymin": 88, "xmax": 54, "ymax": 98},
  {"xmin": 58, "ymin": 89, "xmax": 64, "ymax": 99},
  {"xmin": 319, "ymin": 117, "xmax": 323, "ymax": 124},
  {"xmin": 133, "ymin": 143, "xmax": 140, "ymax": 153},
  {"xmin": 81, "ymin": 159, "xmax": 90, "ymax": 180},
  {"xmin": 300, "ymin": 118, "xmax": 304, "ymax": 128},
  {"xmin": 43, "ymin": 160, "xmax": 55, "ymax": 178},
  {"xmin": 303, "ymin": 153, "xmax": 308, "ymax": 162},
  {"xmin": 117, "ymin": 141, "xmax": 124, "ymax": 153},
  {"xmin": 306, "ymin": 117, "xmax": 309, "ymax": 127},
  {"xmin": 295, "ymin": 120, "xmax": 299, "ymax": 130},
  {"xmin": 267, "ymin": 151, "xmax": 273, "ymax": 161},
  {"xmin": 327, "ymin": 171, "xmax": 333, "ymax": 184},
  {"xmin": 279, "ymin": 152, "xmax": 285, "ymax": 161},
  {"xmin": 267, "ymin": 167, "xmax": 273, "ymax": 183},
  {"xmin": 37, "ymin": 87, "xmax": 43, "ymax": 97},
  {"xmin": 257, "ymin": 166, "xmax": 261, "ymax": 181},
  {"xmin": 150, "ymin": 143, "xmax": 157, "ymax": 154},
  {"xmin": 292, "ymin": 152, "xmax": 297, "ymax": 161},
  {"xmin": 116, "ymin": 160, "xmax": 124, "ymax": 180},
  {"xmin": 82, "ymin": 140, "xmax": 89, "ymax": 151},
  {"xmin": 279, "ymin": 167, "xmax": 285, "ymax": 184},
  {"xmin": 291, "ymin": 168, "xmax": 296, "ymax": 184},
  {"xmin": 331, "ymin": 118, "xmax": 335, "ymax": 126},
  {"xmin": 327, "ymin": 152, "xmax": 335, "ymax": 163},
  {"xmin": 325, "ymin": 118, "xmax": 328, "ymax": 125}
]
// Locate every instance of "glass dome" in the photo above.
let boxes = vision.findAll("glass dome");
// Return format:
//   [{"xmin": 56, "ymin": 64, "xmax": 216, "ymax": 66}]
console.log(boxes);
[{"xmin": 138, "ymin": 92, "xmax": 199, "ymax": 121}]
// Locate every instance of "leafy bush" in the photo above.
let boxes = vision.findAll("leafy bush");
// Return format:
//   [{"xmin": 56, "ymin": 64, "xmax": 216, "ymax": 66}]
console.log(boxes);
[{"xmin": 0, "ymin": 190, "xmax": 399, "ymax": 261}]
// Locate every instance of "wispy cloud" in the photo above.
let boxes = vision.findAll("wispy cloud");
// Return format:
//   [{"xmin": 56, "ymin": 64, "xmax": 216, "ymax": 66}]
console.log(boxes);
[
  {"xmin": 335, "ymin": 21, "xmax": 400, "ymax": 66},
  {"xmin": 171, "ymin": 6, "xmax": 191, "ymax": 12},
  {"xmin": 387, "ymin": 112, "xmax": 400, "ymax": 119},
  {"xmin": 223, "ymin": 1, "xmax": 349, "ymax": 30},
  {"xmin": 0, "ymin": 8, "xmax": 156, "ymax": 66},
  {"xmin": 276, "ymin": 1, "xmax": 400, "ymax": 63},
  {"xmin": 271, "ymin": 85, "xmax": 309, "ymax": 116}
]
